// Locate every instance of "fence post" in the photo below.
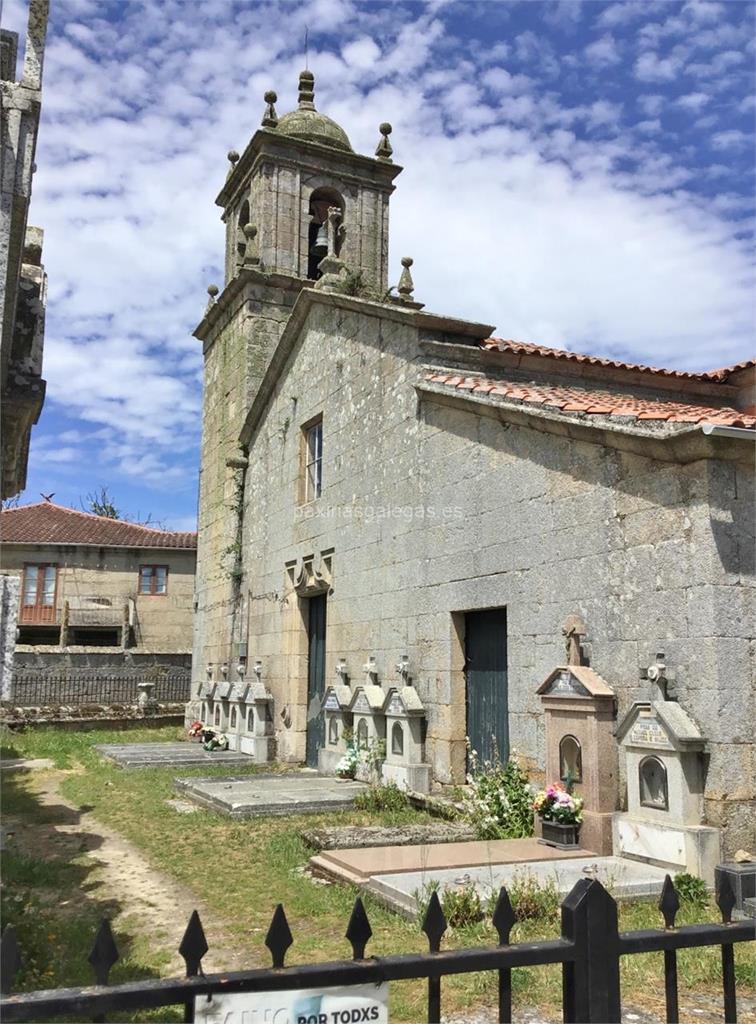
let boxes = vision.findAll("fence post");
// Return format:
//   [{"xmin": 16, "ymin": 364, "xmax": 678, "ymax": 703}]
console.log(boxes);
[{"xmin": 561, "ymin": 878, "xmax": 621, "ymax": 1024}]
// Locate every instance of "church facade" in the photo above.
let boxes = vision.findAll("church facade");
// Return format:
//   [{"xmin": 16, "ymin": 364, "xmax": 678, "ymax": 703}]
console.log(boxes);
[{"xmin": 191, "ymin": 72, "xmax": 755, "ymax": 855}]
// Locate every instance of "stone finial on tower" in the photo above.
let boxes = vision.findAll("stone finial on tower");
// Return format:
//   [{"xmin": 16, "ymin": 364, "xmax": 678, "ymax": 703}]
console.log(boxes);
[
  {"xmin": 376, "ymin": 122, "xmax": 393, "ymax": 162},
  {"xmin": 397, "ymin": 257, "xmax": 415, "ymax": 301},
  {"xmin": 242, "ymin": 224, "xmax": 260, "ymax": 268},
  {"xmin": 226, "ymin": 150, "xmax": 239, "ymax": 179},
  {"xmin": 205, "ymin": 284, "xmax": 219, "ymax": 314},
  {"xmin": 298, "ymin": 69, "xmax": 315, "ymax": 109},
  {"xmin": 262, "ymin": 90, "xmax": 278, "ymax": 127}
]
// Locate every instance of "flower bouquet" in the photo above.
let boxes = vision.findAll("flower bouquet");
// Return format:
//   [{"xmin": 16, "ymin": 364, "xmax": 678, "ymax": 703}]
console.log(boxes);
[
  {"xmin": 187, "ymin": 720, "xmax": 204, "ymax": 740},
  {"xmin": 335, "ymin": 743, "xmax": 360, "ymax": 780},
  {"xmin": 533, "ymin": 783, "xmax": 583, "ymax": 848}
]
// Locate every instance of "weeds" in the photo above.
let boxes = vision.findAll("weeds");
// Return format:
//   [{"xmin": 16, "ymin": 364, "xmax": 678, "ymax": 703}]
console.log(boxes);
[
  {"xmin": 674, "ymin": 872, "xmax": 709, "ymax": 909},
  {"xmin": 354, "ymin": 780, "xmax": 409, "ymax": 813},
  {"xmin": 505, "ymin": 870, "xmax": 561, "ymax": 923}
]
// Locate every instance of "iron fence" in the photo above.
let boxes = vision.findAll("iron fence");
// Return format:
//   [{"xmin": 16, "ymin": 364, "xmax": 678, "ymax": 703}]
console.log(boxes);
[
  {"xmin": 6, "ymin": 667, "xmax": 191, "ymax": 707},
  {"xmin": 0, "ymin": 874, "xmax": 753, "ymax": 1023}
]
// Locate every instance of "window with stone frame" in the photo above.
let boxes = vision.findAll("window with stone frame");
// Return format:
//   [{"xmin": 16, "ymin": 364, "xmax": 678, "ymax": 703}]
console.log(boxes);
[
  {"xmin": 301, "ymin": 416, "xmax": 323, "ymax": 502},
  {"xmin": 138, "ymin": 564, "xmax": 168, "ymax": 595}
]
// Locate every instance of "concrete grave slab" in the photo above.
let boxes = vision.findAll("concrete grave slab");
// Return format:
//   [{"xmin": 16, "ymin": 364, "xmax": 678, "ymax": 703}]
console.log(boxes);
[
  {"xmin": 365, "ymin": 855, "xmax": 670, "ymax": 919},
  {"xmin": 311, "ymin": 837, "xmax": 589, "ymax": 885},
  {"xmin": 95, "ymin": 742, "xmax": 254, "ymax": 768},
  {"xmin": 174, "ymin": 772, "xmax": 366, "ymax": 817}
]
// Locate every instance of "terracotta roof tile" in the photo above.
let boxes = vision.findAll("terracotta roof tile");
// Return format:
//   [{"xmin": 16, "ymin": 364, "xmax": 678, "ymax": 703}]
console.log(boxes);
[
  {"xmin": 1, "ymin": 502, "xmax": 197, "ymax": 549},
  {"xmin": 422, "ymin": 372, "xmax": 756, "ymax": 429},
  {"xmin": 480, "ymin": 338, "xmax": 756, "ymax": 382}
]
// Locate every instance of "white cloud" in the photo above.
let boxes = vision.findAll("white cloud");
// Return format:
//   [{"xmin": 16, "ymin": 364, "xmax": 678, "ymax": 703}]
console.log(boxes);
[
  {"xmin": 710, "ymin": 129, "xmax": 750, "ymax": 150},
  {"xmin": 584, "ymin": 34, "xmax": 621, "ymax": 67},
  {"xmin": 635, "ymin": 51, "xmax": 685, "ymax": 82},
  {"xmin": 21, "ymin": 0, "xmax": 756, "ymax": 509},
  {"xmin": 676, "ymin": 92, "xmax": 710, "ymax": 112},
  {"xmin": 341, "ymin": 37, "xmax": 381, "ymax": 69}
]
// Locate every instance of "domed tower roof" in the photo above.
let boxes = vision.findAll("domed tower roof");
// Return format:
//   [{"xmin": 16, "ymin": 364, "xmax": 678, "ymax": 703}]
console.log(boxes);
[{"xmin": 275, "ymin": 70, "xmax": 353, "ymax": 152}]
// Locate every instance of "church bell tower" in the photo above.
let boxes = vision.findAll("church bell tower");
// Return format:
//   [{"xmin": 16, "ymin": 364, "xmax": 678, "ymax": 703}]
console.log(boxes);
[
  {"xmin": 192, "ymin": 71, "xmax": 402, "ymax": 688},
  {"xmin": 216, "ymin": 70, "xmax": 401, "ymax": 290}
]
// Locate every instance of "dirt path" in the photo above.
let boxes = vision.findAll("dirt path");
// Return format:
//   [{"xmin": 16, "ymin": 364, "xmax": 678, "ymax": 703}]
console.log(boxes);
[{"xmin": 5, "ymin": 768, "xmax": 247, "ymax": 975}]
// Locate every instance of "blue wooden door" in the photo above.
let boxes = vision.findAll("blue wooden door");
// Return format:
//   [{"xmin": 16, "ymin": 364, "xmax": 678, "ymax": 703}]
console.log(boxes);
[
  {"xmin": 306, "ymin": 593, "xmax": 327, "ymax": 768},
  {"xmin": 465, "ymin": 608, "xmax": 509, "ymax": 765}
]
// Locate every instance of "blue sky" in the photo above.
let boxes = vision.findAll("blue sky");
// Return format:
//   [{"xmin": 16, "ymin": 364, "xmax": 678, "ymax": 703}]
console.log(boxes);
[{"xmin": 6, "ymin": 0, "xmax": 755, "ymax": 529}]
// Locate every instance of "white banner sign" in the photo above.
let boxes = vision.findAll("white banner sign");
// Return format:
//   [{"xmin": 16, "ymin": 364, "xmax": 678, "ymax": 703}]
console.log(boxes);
[{"xmin": 194, "ymin": 982, "xmax": 389, "ymax": 1024}]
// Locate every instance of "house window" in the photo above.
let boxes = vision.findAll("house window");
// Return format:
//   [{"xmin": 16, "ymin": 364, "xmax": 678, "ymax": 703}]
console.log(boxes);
[
  {"xmin": 22, "ymin": 564, "xmax": 57, "ymax": 608},
  {"xmin": 302, "ymin": 418, "xmax": 323, "ymax": 502},
  {"xmin": 138, "ymin": 565, "xmax": 168, "ymax": 595}
]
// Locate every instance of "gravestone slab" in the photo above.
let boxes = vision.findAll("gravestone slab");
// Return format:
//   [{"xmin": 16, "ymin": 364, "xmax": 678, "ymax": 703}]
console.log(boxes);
[
  {"xmin": 95, "ymin": 742, "xmax": 254, "ymax": 768},
  {"xmin": 175, "ymin": 773, "xmax": 366, "ymax": 817},
  {"xmin": 365, "ymin": 855, "xmax": 670, "ymax": 919},
  {"xmin": 302, "ymin": 822, "xmax": 476, "ymax": 851}
]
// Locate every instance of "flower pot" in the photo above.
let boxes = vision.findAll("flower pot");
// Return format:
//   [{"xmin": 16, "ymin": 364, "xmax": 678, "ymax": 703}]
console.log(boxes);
[{"xmin": 538, "ymin": 820, "xmax": 580, "ymax": 849}]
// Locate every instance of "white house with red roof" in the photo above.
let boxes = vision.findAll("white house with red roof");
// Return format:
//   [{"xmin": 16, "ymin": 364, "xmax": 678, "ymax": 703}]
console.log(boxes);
[
  {"xmin": 191, "ymin": 70, "xmax": 755, "ymax": 855},
  {"xmin": 1, "ymin": 500, "xmax": 196, "ymax": 655}
]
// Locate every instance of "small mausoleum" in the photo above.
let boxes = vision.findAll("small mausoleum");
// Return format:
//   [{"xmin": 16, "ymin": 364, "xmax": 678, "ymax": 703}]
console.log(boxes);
[
  {"xmin": 536, "ymin": 616, "xmax": 618, "ymax": 855},
  {"xmin": 614, "ymin": 698, "xmax": 721, "ymax": 883}
]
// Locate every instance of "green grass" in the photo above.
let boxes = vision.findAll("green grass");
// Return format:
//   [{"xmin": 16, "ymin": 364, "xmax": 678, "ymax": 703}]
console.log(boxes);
[{"xmin": 2, "ymin": 725, "xmax": 754, "ymax": 1023}]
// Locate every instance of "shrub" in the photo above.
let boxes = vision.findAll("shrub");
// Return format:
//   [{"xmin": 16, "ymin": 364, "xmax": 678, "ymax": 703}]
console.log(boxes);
[
  {"xmin": 674, "ymin": 872, "xmax": 709, "ymax": 908},
  {"xmin": 463, "ymin": 745, "xmax": 534, "ymax": 839},
  {"xmin": 506, "ymin": 870, "xmax": 561, "ymax": 922},
  {"xmin": 354, "ymin": 779, "xmax": 409, "ymax": 812}
]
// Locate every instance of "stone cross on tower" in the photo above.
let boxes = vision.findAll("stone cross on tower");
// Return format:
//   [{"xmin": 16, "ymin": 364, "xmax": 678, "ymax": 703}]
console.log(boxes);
[{"xmin": 562, "ymin": 614, "xmax": 587, "ymax": 667}]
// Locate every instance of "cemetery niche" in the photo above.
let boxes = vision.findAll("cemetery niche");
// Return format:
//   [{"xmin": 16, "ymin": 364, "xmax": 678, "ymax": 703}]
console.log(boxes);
[
  {"xmin": 613, "ymin": 698, "xmax": 721, "ymax": 883},
  {"xmin": 535, "ymin": 616, "xmax": 618, "ymax": 855},
  {"xmin": 347, "ymin": 657, "xmax": 386, "ymax": 781},
  {"xmin": 381, "ymin": 656, "xmax": 430, "ymax": 794},
  {"xmin": 196, "ymin": 662, "xmax": 274, "ymax": 761},
  {"xmin": 318, "ymin": 658, "xmax": 353, "ymax": 774}
]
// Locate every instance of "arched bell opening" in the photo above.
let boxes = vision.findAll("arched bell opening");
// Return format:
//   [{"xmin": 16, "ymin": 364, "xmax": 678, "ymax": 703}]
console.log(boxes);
[
  {"xmin": 639, "ymin": 754, "xmax": 668, "ymax": 810},
  {"xmin": 307, "ymin": 187, "xmax": 343, "ymax": 280}
]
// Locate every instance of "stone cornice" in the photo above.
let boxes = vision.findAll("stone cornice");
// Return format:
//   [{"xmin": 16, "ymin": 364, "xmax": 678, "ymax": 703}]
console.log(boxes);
[
  {"xmin": 193, "ymin": 268, "xmax": 306, "ymax": 353},
  {"xmin": 216, "ymin": 129, "xmax": 402, "ymax": 210}
]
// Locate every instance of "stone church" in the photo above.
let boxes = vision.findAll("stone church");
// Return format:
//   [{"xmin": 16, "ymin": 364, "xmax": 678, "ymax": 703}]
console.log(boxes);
[{"xmin": 191, "ymin": 71, "xmax": 755, "ymax": 854}]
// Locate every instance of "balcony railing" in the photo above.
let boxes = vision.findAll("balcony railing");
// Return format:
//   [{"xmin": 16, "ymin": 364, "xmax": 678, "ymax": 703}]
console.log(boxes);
[{"xmin": 18, "ymin": 605, "xmax": 59, "ymax": 625}]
